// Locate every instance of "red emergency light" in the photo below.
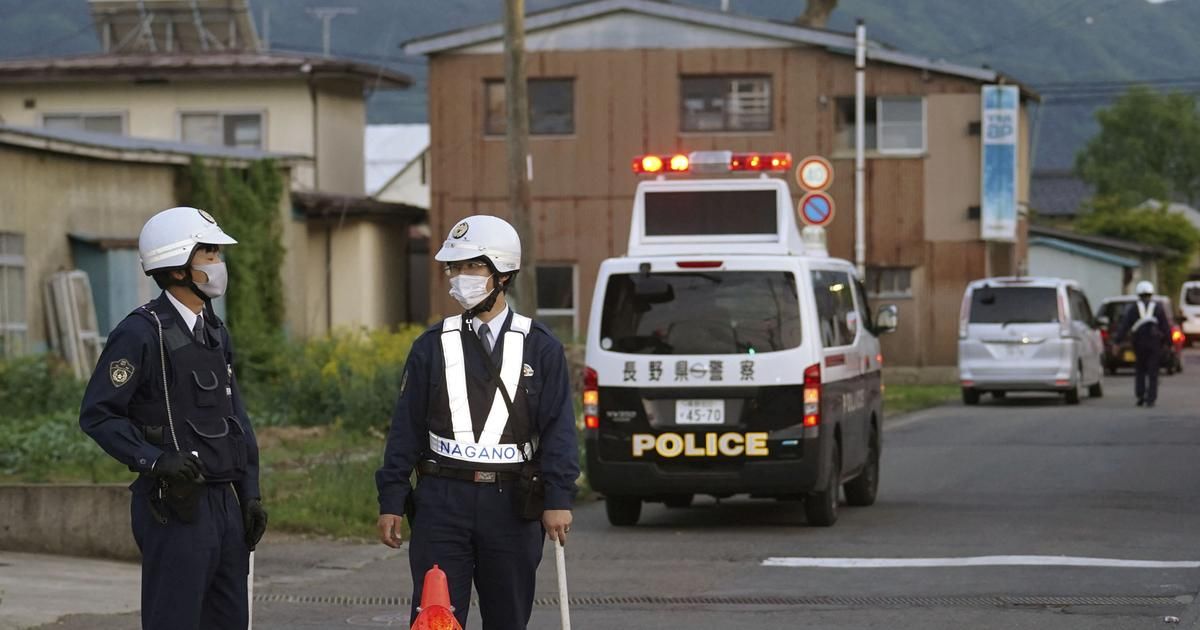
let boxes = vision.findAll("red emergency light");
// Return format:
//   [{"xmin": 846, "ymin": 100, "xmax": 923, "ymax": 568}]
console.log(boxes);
[
  {"xmin": 633, "ymin": 154, "xmax": 690, "ymax": 174},
  {"xmin": 730, "ymin": 152, "xmax": 792, "ymax": 172},
  {"xmin": 632, "ymin": 151, "xmax": 792, "ymax": 174}
]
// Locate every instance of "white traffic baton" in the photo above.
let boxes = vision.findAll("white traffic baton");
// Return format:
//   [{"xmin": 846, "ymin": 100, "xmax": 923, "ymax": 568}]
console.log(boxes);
[
  {"xmin": 247, "ymin": 551, "xmax": 255, "ymax": 630},
  {"xmin": 554, "ymin": 538, "xmax": 571, "ymax": 630}
]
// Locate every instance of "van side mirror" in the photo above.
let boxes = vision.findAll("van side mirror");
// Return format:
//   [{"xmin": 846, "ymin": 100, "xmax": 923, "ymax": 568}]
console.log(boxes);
[{"xmin": 875, "ymin": 304, "xmax": 899, "ymax": 335}]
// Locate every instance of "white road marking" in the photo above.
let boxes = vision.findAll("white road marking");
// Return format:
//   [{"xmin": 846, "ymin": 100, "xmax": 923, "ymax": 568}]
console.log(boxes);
[{"xmin": 762, "ymin": 556, "xmax": 1200, "ymax": 569}]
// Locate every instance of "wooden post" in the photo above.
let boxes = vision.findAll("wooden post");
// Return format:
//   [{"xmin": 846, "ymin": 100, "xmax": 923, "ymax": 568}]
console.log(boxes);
[{"xmin": 504, "ymin": 0, "xmax": 538, "ymax": 313}]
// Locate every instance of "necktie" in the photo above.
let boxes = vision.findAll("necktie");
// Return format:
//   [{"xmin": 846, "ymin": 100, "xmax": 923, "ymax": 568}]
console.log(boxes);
[
  {"xmin": 478, "ymin": 322, "xmax": 492, "ymax": 354},
  {"xmin": 193, "ymin": 314, "xmax": 207, "ymax": 346}
]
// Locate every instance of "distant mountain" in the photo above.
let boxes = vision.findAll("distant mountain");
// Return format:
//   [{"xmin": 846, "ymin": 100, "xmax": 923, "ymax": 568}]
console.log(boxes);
[{"xmin": 4, "ymin": 0, "xmax": 1199, "ymax": 170}]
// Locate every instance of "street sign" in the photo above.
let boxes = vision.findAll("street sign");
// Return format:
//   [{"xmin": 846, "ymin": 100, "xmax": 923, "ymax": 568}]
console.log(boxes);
[
  {"xmin": 798, "ymin": 192, "xmax": 836, "ymax": 227},
  {"xmin": 796, "ymin": 155, "xmax": 833, "ymax": 192}
]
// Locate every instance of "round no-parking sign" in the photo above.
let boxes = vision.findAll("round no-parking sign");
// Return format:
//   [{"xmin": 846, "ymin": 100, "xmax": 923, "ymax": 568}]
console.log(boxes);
[{"xmin": 798, "ymin": 191, "xmax": 836, "ymax": 227}]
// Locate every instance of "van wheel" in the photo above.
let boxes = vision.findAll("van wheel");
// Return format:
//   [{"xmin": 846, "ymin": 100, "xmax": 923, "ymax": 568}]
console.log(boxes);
[
  {"xmin": 663, "ymin": 494, "xmax": 693, "ymax": 509},
  {"xmin": 1064, "ymin": 368, "xmax": 1083, "ymax": 405},
  {"xmin": 805, "ymin": 445, "xmax": 841, "ymax": 527},
  {"xmin": 605, "ymin": 496, "xmax": 642, "ymax": 526},
  {"xmin": 962, "ymin": 388, "xmax": 981, "ymax": 406},
  {"xmin": 1088, "ymin": 380, "xmax": 1104, "ymax": 398},
  {"xmin": 844, "ymin": 425, "xmax": 880, "ymax": 507}
]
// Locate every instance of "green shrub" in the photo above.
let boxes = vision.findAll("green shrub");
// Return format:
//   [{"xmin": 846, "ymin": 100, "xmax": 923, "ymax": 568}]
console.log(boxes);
[
  {"xmin": 246, "ymin": 326, "xmax": 426, "ymax": 431},
  {"xmin": 0, "ymin": 354, "xmax": 83, "ymax": 422}
]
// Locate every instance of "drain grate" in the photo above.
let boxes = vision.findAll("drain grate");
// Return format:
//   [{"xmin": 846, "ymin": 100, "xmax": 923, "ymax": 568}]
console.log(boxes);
[{"xmin": 255, "ymin": 593, "xmax": 1187, "ymax": 610}]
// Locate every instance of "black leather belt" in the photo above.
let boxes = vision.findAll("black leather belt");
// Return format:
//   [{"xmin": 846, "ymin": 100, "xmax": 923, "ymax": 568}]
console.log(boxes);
[{"xmin": 417, "ymin": 460, "xmax": 517, "ymax": 484}]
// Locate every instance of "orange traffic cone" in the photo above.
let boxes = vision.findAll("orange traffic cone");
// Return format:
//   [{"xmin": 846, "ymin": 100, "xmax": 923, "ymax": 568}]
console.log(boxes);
[{"xmin": 410, "ymin": 564, "xmax": 462, "ymax": 630}]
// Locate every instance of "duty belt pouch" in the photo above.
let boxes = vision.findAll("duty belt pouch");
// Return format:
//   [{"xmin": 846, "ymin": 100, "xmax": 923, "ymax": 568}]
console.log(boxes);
[
  {"xmin": 513, "ymin": 461, "xmax": 546, "ymax": 521},
  {"xmin": 157, "ymin": 478, "xmax": 204, "ymax": 523},
  {"xmin": 464, "ymin": 324, "xmax": 545, "ymax": 521}
]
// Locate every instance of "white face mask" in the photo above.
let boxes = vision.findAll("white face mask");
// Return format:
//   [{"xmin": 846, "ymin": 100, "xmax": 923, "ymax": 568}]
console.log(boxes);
[
  {"xmin": 193, "ymin": 262, "xmax": 228, "ymax": 299},
  {"xmin": 449, "ymin": 274, "xmax": 491, "ymax": 310}
]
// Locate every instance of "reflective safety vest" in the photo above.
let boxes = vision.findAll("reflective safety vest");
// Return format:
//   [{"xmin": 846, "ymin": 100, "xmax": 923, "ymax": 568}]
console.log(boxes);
[
  {"xmin": 427, "ymin": 313, "xmax": 535, "ymax": 471},
  {"xmin": 1132, "ymin": 300, "xmax": 1158, "ymax": 333}
]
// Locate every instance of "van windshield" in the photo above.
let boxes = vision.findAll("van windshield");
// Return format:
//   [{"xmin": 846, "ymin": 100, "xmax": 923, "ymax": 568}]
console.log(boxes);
[
  {"xmin": 969, "ymin": 287, "xmax": 1059, "ymax": 324},
  {"xmin": 1186, "ymin": 288, "xmax": 1200, "ymax": 306},
  {"xmin": 600, "ymin": 271, "xmax": 801, "ymax": 354}
]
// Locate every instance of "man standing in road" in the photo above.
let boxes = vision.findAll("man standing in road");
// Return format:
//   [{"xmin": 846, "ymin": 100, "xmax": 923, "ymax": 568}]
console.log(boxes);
[
  {"xmin": 375, "ymin": 214, "xmax": 579, "ymax": 630},
  {"xmin": 79, "ymin": 206, "xmax": 268, "ymax": 630},
  {"xmin": 1117, "ymin": 280, "xmax": 1172, "ymax": 407}
]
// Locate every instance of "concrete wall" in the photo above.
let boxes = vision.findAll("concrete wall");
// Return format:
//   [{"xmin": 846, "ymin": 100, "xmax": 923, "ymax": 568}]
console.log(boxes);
[
  {"xmin": 0, "ymin": 484, "xmax": 138, "ymax": 561},
  {"xmin": 0, "ymin": 145, "xmax": 178, "ymax": 350},
  {"xmin": 1028, "ymin": 245, "xmax": 1125, "ymax": 306}
]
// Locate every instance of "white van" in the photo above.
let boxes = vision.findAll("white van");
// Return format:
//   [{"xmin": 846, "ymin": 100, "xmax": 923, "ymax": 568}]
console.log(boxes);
[
  {"xmin": 583, "ymin": 151, "xmax": 898, "ymax": 528},
  {"xmin": 957, "ymin": 277, "xmax": 1104, "ymax": 405},
  {"xmin": 1178, "ymin": 280, "xmax": 1200, "ymax": 345}
]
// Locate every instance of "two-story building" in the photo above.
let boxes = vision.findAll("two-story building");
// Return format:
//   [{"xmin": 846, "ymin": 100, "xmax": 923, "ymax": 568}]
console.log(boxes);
[
  {"xmin": 0, "ymin": 49, "xmax": 423, "ymax": 339},
  {"xmin": 405, "ymin": 0, "xmax": 1034, "ymax": 369}
]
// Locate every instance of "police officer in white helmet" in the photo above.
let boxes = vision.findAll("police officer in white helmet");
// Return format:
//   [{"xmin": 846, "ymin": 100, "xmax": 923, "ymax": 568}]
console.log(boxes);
[
  {"xmin": 376, "ymin": 215, "xmax": 579, "ymax": 629},
  {"xmin": 1116, "ymin": 280, "xmax": 1172, "ymax": 407},
  {"xmin": 79, "ymin": 206, "xmax": 267, "ymax": 629}
]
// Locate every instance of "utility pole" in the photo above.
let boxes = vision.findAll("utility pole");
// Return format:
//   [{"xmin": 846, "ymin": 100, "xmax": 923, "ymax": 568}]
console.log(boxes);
[
  {"xmin": 306, "ymin": 7, "xmax": 356, "ymax": 57},
  {"xmin": 504, "ymin": 0, "xmax": 537, "ymax": 312},
  {"xmin": 854, "ymin": 19, "xmax": 866, "ymax": 278}
]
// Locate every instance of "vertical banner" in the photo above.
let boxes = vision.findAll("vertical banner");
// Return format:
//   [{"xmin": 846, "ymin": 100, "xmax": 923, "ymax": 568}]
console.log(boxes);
[{"xmin": 981, "ymin": 85, "xmax": 1019, "ymax": 242}]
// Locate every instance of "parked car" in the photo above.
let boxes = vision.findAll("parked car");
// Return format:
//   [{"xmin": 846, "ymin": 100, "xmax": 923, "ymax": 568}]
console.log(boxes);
[
  {"xmin": 1179, "ymin": 280, "xmax": 1200, "ymax": 346},
  {"xmin": 958, "ymin": 277, "xmax": 1104, "ymax": 405},
  {"xmin": 1096, "ymin": 295, "xmax": 1184, "ymax": 375}
]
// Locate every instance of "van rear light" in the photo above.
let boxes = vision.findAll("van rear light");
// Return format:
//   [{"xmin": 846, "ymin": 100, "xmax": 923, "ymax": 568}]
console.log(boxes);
[
  {"xmin": 803, "ymin": 363, "xmax": 821, "ymax": 427},
  {"xmin": 1172, "ymin": 327, "xmax": 1185, "ymax": 344},
  {"xmin": 676, "ymin": 261, "xmax": 723, "ymax": 269},
  {"xmin": 1058, "ymin": 291, "xmax": 1071, "ymax": 338},
  {"xmin": 959, "ymin": 290, "xmax": 971, "ymax": 339},
  {"xmin": 583, "ymin": 366, "xmax": 599, "ymax": 430}
]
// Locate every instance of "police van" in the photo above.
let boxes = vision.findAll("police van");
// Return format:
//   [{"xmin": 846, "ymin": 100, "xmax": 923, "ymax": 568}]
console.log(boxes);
[{"xmin": 583, "ymin": 150, "xmax": 899, "ymax": 528}]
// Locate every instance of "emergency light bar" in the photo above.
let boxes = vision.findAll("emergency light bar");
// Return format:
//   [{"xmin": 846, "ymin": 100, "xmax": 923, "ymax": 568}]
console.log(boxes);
[{"xmin": 632, "ymin": 151, "xmax": 792, "ymax": 175}]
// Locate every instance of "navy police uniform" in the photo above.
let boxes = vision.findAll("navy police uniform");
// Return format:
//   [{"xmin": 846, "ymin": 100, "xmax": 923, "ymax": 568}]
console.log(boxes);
[
  {"xmin": 376, "ymin": 309, "xmax": 579, "ymax": 630},
  {"xmin": 1117, "ymin": 298, "xmax": 1171, "ymax": 405},
  {"xmin": 80, "ymin": 292, "xmax": 260, "ymax": 630}
]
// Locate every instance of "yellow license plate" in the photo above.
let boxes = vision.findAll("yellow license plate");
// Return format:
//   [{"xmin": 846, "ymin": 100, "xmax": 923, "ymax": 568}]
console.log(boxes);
[{"xmin": 1123, "ymin": 351, "xmax": 1136, "ymax": 363}]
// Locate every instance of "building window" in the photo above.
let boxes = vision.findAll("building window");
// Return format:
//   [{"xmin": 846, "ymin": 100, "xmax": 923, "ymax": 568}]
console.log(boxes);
[
  {"xmin": 680, "ymin": 76, "xmax": 772, "ymax": 132},
  {"xmin": 180, "ymin": 112, "xmax": 263, "ymax": 149},
  {"xmin": 42, "ymin": 113, "xmax": 125, "ymax": 135},
  {"xmin": 865, "ymin": 267, "xmax": 912, "ymax": 298},
  {"xmin": 835, "ymin": 96, "xmax": 926, "ymax": 154},
  {"xmin": 485, "ymin": 79, "xmax": 575, "ymax": 136},
  {"xmin": 0, "ymin": 233, "xmax": 27, "ymax": 356},
  {"xmin": 536, "ymin": 264, "xmax": 577, "ymax": 340}
]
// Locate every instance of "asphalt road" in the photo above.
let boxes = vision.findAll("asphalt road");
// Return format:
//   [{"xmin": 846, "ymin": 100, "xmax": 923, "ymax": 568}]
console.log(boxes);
[{"xmin": 29, "ymin": 353, "xmax": 1200, "ymax": 629}]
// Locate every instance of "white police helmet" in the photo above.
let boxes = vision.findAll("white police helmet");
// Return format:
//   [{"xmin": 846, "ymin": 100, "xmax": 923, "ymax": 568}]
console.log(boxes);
[
  {"xmin": 138, "ymin": 206, "xmax": 237, "ymax": 274},
  {"xmin": 1136, "ymin": 280, "xmax": 1155, "ymax": 296},
  {"xmin": 434, "ymin": 215, "xmax": 521, "ymax": 273}
]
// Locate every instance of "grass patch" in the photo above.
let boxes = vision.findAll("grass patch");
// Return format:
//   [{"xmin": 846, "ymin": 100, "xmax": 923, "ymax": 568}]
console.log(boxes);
[
  {"xmin": 258, "ymin": 425, "xmax": 384, "ymax": 540},
  {"xmin": 885, "ymin": 384, "xmax": 960, "ymax": 415}
]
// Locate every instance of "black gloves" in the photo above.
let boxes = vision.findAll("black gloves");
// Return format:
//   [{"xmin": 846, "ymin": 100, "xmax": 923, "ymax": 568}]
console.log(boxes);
[
  {"xmin": 151, "ymin": 452, "xmax": 205, "ymax": 484},
  {"xmin": 243, "ymin": 498, "xmax": 269, "ymax": 551}
]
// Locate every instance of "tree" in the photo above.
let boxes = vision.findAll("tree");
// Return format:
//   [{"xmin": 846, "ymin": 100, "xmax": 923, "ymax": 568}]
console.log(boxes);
[
  {"xmin": 797, "ymin": 0, "xmax": 838, "ymax": 28},
  {"xmin": 1077, "ymin": 199, "xmax": 1200, "ymax": 300},
  {"xmin": 1075, "ymin": 86, "xmax": 1200, "ymax": 208}
]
